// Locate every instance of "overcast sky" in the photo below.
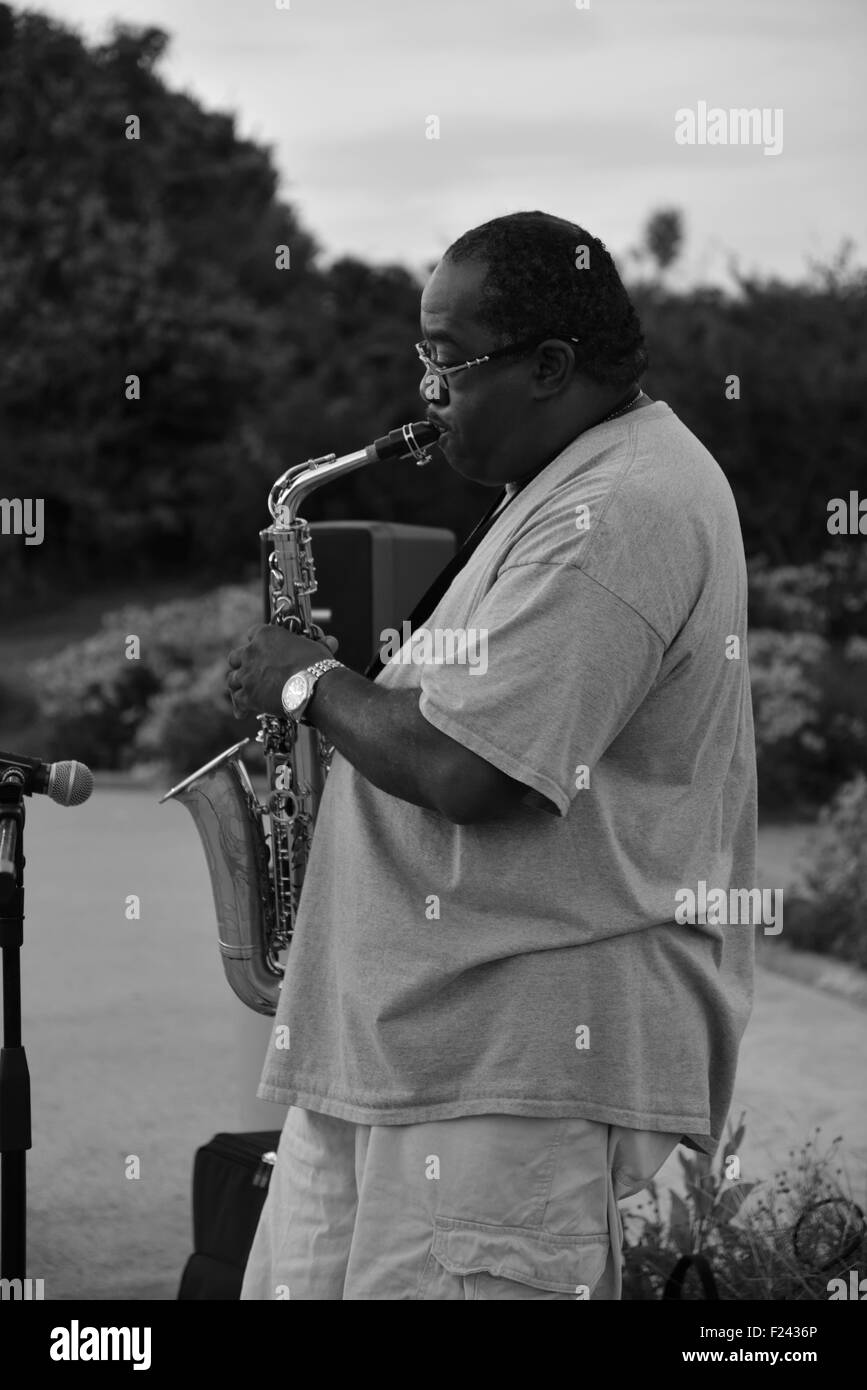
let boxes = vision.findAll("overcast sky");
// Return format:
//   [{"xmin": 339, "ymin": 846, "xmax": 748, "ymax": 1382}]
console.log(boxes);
[{"xmin": 33, "ymin": 0, "xmax": 866, "ymax": 286}]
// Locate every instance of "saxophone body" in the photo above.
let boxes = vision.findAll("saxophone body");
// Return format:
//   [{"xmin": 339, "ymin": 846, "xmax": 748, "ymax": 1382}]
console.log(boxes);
[{"xmin": 161, "ymin": 420, "xmax": 441, "ymax": 1014}]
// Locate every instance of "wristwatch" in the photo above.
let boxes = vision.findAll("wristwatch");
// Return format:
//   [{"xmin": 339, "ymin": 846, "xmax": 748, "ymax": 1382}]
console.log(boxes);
[{"xmin": 281, "ymin": 658, "xmax": 343, "ymax": 725}]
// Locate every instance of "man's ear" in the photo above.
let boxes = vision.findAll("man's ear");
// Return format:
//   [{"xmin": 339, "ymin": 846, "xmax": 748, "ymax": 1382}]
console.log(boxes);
[{"xmin": 532, "ymin": 340, "xmax": 576, "ymax": 397}]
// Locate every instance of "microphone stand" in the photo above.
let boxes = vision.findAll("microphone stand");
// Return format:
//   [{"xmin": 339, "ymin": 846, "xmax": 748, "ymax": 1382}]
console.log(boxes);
[{"xmin": 0, "ymin": 771, "xmax": 31, "ymax": 1279}]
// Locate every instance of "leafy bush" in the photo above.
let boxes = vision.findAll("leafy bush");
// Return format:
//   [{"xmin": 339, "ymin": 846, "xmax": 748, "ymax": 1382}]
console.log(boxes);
[
  {"xmin": 749, "ymin": 550, "xmax": 867, "ymax": 639},
  {"xmin": 748, "ymin": 629, "xmax": 867, "ymax": 811},
  {"xmin": 134, "ymin": 656, "xmax": 254, "ymax": 773},
  {"xmin": 846, "ymin": 635, "xmax": 867, "ymax": 664},
  {"xmin": 28, "ymin": 585, "xmax": 261, "ymax": 771},
  {"xmin": 623, "ymin": 1121, "xmax": 866, "ymax": 1300},
  {"xmin": 746, "ymin": 552, "xmax": 867, "ymax": 810},
  {"xmin": 748, "ymin": 560, "xmax": 829, "ymax": 634},
  {"xmin": 783, "ymin": 774, "xmax": 867, "ymax": 967},
  {"xmin": 749, "ymin": 630, "xmax": 829, "ymax": 809}
]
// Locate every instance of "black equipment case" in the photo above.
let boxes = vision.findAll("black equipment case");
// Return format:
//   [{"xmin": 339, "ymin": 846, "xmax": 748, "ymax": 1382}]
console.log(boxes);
[{"xmin": 177, "ymin": 1131, "xmax": 281, "ymax": 1300}]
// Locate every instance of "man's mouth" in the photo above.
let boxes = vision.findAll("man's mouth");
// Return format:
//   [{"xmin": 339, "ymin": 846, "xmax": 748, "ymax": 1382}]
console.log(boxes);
[{"xmin": 426, "ymin": 415, "xmax": 450, "ymax": 444}]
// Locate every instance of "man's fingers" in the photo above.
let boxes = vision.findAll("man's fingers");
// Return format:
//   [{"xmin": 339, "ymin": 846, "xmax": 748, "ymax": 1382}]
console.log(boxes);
[{"xmin": 323, "ymin": 634, "xmax": 339, "ymax": 653}]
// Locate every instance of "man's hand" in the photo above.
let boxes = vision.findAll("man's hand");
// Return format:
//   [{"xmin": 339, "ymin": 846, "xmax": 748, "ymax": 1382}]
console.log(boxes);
[{"xmin": 226, "ymin": 624, "xmax": 339, "ymax": 718}]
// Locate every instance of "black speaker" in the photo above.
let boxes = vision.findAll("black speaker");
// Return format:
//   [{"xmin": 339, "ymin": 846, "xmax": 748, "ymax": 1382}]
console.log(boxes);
[{"xmin": 305, "ymin": 521, "xmax": 455, "ymax": 673}]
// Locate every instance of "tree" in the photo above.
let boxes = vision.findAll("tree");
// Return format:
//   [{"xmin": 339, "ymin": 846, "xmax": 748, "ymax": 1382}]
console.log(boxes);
[
  {"xmin": 644, "ymin": 208, "xmax": 683, "ymax": 275},
  {"xmin": 0, "ymin": 10, "xmax": 322, "ymax": 602}
]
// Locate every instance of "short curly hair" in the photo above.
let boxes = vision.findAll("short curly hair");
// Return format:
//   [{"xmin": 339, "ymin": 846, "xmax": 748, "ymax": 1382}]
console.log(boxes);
[{"xmin": 444, "ymin": 211, "xmax": 648, "ymax": 388}]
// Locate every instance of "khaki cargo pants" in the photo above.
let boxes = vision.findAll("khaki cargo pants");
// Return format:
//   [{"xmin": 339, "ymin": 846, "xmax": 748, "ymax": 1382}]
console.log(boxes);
[{"xmin": 240, "ymin": 1106, "xmax": 680, "ymax": 1300}]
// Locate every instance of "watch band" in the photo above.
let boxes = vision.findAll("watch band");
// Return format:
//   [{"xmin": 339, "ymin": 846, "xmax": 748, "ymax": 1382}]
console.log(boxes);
[
  {"xmin": 283, "ymin": 657, "xmax": 342, "ymax": 725},
  {"xmin": 306, "ymin": 658, "xmax": 343, "ymax": 684},
  {"xmin": 300, "ymin": 657, "xmax": 342, "ymax": 725}
]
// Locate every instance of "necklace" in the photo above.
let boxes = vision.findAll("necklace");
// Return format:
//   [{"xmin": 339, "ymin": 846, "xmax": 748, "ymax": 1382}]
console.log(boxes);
[{"xmin": 601, "ymin": 388, "xmax": 644, "ymax": 424}]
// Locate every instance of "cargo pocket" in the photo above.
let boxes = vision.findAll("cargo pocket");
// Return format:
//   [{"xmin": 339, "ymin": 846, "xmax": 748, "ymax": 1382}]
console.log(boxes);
[{"xmin": 417, "ymin": 1216, "xmax": 611, "ymax": 1301}]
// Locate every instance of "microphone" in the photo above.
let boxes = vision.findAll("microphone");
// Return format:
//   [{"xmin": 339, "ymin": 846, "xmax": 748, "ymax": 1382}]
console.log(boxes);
[{"xmin": 0, "ymin": 751, "xmax": 94, "ymax": 807}]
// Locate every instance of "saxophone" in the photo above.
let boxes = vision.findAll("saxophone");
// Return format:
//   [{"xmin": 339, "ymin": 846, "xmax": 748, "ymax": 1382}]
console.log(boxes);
[{"xmin": 160, "ymin": 420, "xmax": 441, "ymax": 1015}]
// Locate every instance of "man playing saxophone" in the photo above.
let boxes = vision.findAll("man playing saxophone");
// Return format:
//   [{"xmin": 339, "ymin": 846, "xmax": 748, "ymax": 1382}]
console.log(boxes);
[{"xmin": 227, "ymin": 211, "xmax": 757, "ymax": 1301}]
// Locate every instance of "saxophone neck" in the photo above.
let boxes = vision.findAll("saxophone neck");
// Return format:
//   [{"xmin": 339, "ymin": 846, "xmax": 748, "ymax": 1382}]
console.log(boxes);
[
  {"xmin": 269, "ymin": 446, "xmax": 370, "ymax": 525},
  {"xmin": 268, "ymin": 419, "xmax": 441, "ymax": 523}
]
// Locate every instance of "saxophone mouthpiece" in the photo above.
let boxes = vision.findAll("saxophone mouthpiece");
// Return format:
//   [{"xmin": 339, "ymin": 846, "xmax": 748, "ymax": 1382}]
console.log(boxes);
[{"xmin": 367, "ymin": 420, "xmax": 442, "ymax": 465}]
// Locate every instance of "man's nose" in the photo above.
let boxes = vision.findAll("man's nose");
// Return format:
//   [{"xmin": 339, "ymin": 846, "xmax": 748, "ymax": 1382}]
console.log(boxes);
[{"xmin": 419, "ymin": 370, "xmax": 448, "ymax": 406}]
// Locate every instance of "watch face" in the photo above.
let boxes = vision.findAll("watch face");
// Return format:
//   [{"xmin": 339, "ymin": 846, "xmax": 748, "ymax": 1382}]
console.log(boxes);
[{"xmin": 282, "ymin": 673, "xmax": 309, "ymax": 712}]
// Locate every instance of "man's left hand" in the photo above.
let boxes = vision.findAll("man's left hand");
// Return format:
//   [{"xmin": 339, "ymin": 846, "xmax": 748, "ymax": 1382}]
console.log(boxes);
[{"xmin": 226, "ymin": 625, "xmax": 338, "ymax": 718}]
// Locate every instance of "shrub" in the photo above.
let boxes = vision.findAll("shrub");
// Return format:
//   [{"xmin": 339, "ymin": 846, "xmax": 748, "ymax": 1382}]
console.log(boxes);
[
  {"xmin": 748, "ymin": 559, "xmax": 828, "ymax": 634},
  {"xmin": 28, "ymin": 585, "xmax": 260, "ymax": 770},
  {"xmin": 748, "ymin": 630, "xmax": 829, "ymax": 809},
  {"xmin": 748, "ymin": 550, "xmax": 867, "ymax": 639},
  {"xmin": 134, "ymin": 656, "xmax": 257, "ymax": 774},
  {"xmin": 748, "ymin": 630, "xmax": 867, "ymax": 811},
  {"xmin": 783, "ymin": 774, "xmax": 867, "ymax": 967},
  {"xmin": 623, "ymin": 1121, "xmax": 866, "ymax": 1300}
]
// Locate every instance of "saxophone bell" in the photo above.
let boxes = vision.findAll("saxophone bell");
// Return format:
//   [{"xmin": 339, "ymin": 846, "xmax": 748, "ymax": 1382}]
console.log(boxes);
[{"xmin": 160, "ymin": 739, "xmax": 283, "ymax": 1015}]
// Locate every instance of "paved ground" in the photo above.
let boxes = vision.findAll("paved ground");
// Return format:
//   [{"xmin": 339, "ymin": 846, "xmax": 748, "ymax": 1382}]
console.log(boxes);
[{"xmin": 10, "ymin": 786, "xmax": 866, "ymax": 1299}]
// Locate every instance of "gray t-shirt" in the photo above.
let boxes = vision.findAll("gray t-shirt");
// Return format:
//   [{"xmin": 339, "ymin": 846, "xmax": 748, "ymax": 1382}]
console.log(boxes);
[{"xmin": 257, "ymin": 401, "xmax": 757, "ymax": 1154}]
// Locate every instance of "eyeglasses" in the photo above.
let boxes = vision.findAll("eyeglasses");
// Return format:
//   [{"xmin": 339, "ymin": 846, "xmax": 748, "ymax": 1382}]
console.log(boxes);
[{"xmin": 414, "ymin": 334, "xmax": 581, "ymax": 380}]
